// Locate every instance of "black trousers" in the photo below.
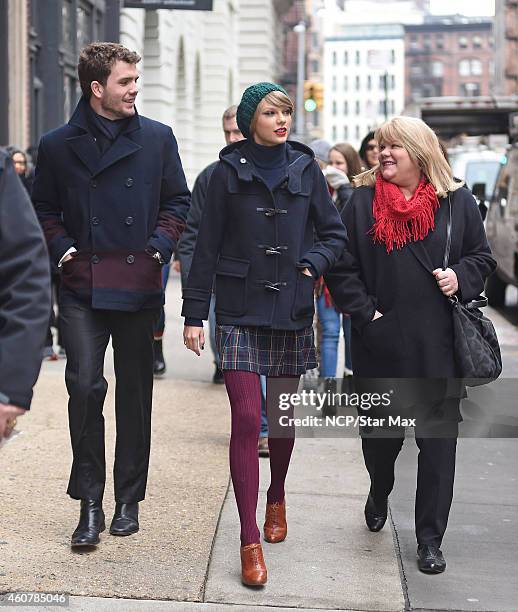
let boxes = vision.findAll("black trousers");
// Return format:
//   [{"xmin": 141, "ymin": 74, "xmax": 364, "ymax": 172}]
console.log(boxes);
[
  {"xmin": 361, "ymin": 419, "xmax": 458, "ymax": 547},
  {"xmin": 60, "ymin": 304, "xmax": 158, "ymax": 503}
]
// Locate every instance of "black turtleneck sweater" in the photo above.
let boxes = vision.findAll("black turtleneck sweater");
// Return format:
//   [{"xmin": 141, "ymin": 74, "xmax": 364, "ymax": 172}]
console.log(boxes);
[{"xmin": 247, "ymin": 141, "xmax": 288, "ymax": 190}]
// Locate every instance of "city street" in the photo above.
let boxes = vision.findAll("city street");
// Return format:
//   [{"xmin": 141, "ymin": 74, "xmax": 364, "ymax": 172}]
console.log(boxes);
[{"xmin": 1, "ymin": 274, "xmax": 517, "ymax": 612}]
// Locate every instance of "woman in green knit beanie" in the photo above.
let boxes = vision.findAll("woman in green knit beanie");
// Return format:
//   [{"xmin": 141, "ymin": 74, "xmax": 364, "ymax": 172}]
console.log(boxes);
[{"xmin": 183, "ymin": 82, "xmax": 346, "ymax": 586}]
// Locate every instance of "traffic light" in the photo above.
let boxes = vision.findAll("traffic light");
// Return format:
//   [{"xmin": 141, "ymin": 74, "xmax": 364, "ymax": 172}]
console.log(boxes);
[
  {"xmin": 304, "ymin": 80, "xmax": 317, "ymax": 112},
  {"xmin": 313, "ymin": 82, "xmax": 324, "ymax": 110},
  {"xmin": 304, "ymin": 81, "xmax": 324, "ymax": 112}
]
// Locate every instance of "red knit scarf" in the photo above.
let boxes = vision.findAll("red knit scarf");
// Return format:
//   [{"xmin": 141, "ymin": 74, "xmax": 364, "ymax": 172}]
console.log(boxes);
[{"xmin": 370, "ymin": 173, "xmax": 439, "ymax": 253}]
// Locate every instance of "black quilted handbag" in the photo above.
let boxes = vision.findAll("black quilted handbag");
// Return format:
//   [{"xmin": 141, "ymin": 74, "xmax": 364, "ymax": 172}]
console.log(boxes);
[{"xmin": 444, "ymin": 195, "xmax": 502, "ymax": 386}]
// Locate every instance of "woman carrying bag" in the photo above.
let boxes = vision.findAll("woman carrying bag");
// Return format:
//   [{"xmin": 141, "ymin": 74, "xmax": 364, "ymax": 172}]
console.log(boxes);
[
  {"xmin": 182, "ymin": 83, "xmax": 346, "ymax": 586},
  {"xmin": 325, "ymin": 116, "xmax": 496, "ymax": 574}
]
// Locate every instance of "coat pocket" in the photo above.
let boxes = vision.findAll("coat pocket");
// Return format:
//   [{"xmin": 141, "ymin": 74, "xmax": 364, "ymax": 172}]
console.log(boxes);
[
  {"xmin": 360, "ymin": 310, "xmax": 406, "ymax": 362},
  {"xmin": 214, "ymin": 256, "xmax": 249, "ymax": 316},
  {"xmin": 291, "ymin": 271, "xmax": 315, "ymax": 320}
]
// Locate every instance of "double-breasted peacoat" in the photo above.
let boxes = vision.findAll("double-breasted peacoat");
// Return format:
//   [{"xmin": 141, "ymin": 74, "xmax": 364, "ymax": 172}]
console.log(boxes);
[
  {"xmin": 181, "ymin": 140, "xmax": 347, "ymax": 330},
  {"xmin": 325, "ymin": 185, "xmax": 497, "ymax": 380},
  {"xmin": 33, "ymin": 97, "xmax": 190, "ymax": 312}
]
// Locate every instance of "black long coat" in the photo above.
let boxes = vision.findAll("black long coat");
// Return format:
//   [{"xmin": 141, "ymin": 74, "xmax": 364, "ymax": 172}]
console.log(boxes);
[
  {"xmin": 182, "ymin": 140, "xmax": 346, "ymax": 330},
  {"xmin": 0, "ymin": 150, "xmax": 51, "ymax": 409},
  {"xmin": 325, "ymin": 186, "xmax": 496, "ymax": 380},
  {"xmin": 32, "ymin": 97, "xmax": 190, "ymax": 311}
]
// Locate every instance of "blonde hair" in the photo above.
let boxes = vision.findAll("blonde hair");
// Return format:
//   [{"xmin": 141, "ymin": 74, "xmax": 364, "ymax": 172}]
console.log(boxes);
[
  {"xmin": 250, "ymin": 91, "xmax": 294, "ymax": 135},
  {"xmin": 353, "ymin": 116, "xmax": 463, "ymax": 198}
]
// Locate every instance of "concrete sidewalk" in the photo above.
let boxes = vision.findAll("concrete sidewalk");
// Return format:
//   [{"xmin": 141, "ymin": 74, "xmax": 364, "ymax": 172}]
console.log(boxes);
[{"xmin": 1, "ymin": 275, "xmax": 517, "ymax": 611}]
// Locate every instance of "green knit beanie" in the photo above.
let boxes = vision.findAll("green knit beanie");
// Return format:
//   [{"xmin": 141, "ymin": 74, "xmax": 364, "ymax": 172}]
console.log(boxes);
[{"xmin": 237, "ymin": 82, "xmax": 289, "ymax": 139}]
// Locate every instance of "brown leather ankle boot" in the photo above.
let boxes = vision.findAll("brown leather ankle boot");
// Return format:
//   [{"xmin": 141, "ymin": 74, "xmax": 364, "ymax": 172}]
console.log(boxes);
[
  {"xmin": 240, "ymin": 543, "xmax": 267, "ymax": 586},
  {"xmin": 264, "ymin": 500, "xmax": 287, "ymax": 543}
]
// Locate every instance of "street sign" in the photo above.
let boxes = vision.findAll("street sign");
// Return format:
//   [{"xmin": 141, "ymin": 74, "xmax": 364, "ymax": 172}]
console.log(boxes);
[{"xmin": 124, "ymin": 0, "xmax": 213, "ymax": 9}]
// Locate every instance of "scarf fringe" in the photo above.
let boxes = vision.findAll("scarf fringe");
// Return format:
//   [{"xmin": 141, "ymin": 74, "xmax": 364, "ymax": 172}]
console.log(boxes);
[{"xmin": 371, "ymin": 174, "xmax": 439, "ymax": 253}]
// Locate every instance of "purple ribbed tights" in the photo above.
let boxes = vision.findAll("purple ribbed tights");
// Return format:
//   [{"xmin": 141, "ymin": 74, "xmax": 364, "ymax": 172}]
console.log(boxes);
[{"xmin": 223, "ymin": 370, "xmax": 298, "ymax": 545}]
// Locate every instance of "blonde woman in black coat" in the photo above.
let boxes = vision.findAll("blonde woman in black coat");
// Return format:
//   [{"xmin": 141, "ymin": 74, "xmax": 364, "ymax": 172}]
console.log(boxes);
[{"xmin": 325, "ymin": 116, "xmax": 496, "ymax": 575}]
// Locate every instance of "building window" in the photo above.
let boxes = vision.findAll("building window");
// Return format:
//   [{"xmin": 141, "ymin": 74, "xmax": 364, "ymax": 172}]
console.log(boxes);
[
  {"xmin": 390, "ymin": 49, "xmax": 395, "ymax": 63},
  {"xmin": 391, "ymin": 75, "xmax": 395, "ymax": 89},
  {"xmin": 344, "ymin": 51, "xmax": 348, "ymax": 65},
  {"xmin": 343, "ymin": 100, "xmax": 348, "ymax": 115},
  {"xmin": 461, "ymin": 82, "xmax": 481, "ymax": 97},
  {"xmin": 355, "ymin": 100, "xmax": 360, "ymax": 115},
  {"xmin": 390, "ymin": 100, "xmax": 395, "ymax": 114},
  {"xmin": 355, "ymin": 125, "xmax": 360, "ymax": 140},
  {"xmin": 332, "ymin": 100, "xmax": 337, "ymax": 115},
  {"xmin": 378, "ymin": 100, "xmax": 385, "ymax": 115},
  {"xmin": 367, "ymin": 75, "xmax": 372, "ymax": 90},
  {"xmin": 312, "ymin": 59, "xmax": 319, "ymax": 73},
  {"xmin": 431, "ymin": 61, "xmax": 443, "ymax": 77},
  {"xmin": 343, "ymin": 125, "xmax": 348, "ymax": 139},
  {"xmin": 332, "ymin": 51, "xmax": 337, "ymax": 66},
  {"xmin": 436, "ymin": 34, "xmax": 444, "ymax": 50},
  {"xmin": 410, "ymin": 34, "xmax": 418, "ymax": 50},
  {"xmin": 355, "ymin": 75, "xmax": 360, "ymax": 90},
  {"xmin": 343, "ymin": 75, "xmax": 348, "ymax": 91},
  {"xmin": 471, "ymin": 59, "xmax": 482, "ymax": 75},
  {"xmin": 379, "ymin": 74, "xmax": 385, "ymax": 89},
  {"xmin": 355, "ymin": 50, "xmax": 360, "ymax": 65},
  {"xmin": 459, "ymin": 59, "xmax": 483, "ymax": 76},
  {"xmin": 332, "ymin": 76, "xmax": 337, "ymax": 91},
  {"xmin": 473, "ymin": 35, "xmax": 482, "ymax": 48},
  {"xmin": 410, "ymin": 62, "xmax": 422, "ymax": 77},
  {"xmin": 459, "ymin": 59, "xmax": 470, "ymax": 76},
  {"xmin": 332, "ymin": 126, "xmax": 337, "ymax": 141},
  {"xmin": 423, "ymin": 34, "xmax": 431, "ymax": 50},
  {"xmin": 459, "ymin": 36, "xmax": 468, "ymax": 49},
  {"xmin": 77, "ymin": 2, "xmax": 93, "ymax": 50}
]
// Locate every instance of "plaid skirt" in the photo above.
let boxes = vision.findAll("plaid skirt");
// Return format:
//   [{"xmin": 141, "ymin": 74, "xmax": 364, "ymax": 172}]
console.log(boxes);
[{"xmin": 216, "ymin": 325, "xmax": 317, "ymax": 376}]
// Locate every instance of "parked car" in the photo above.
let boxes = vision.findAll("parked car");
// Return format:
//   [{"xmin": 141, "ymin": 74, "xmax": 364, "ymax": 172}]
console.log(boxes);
[
  {"xmin": 484, "ymin": 143, "xmax": 518, "ymax": 306},
  {"xmin": 449, "ymin": 149, "xmax": 504, "ymax": 220}
]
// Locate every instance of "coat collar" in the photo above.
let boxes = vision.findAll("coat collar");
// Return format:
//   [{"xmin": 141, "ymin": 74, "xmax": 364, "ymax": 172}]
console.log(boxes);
[
  {"xmin": 219, "ymin": 139, "xmax": 315, "ymax": 194},
  {"xmin": 66, "ymin": 97, "xmax": 142, "ymax": 177}
]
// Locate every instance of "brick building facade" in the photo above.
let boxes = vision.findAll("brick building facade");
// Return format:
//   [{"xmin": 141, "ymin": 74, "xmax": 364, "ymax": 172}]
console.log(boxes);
[{"xmin": 404, "ymin": 17, "xmax": 493, "ymax": 105}]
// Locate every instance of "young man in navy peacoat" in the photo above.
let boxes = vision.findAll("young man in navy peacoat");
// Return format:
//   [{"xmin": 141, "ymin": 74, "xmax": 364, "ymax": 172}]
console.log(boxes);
[{"xmin": 33, "ymin": 43, "xmax": 190, "ymax": 547}]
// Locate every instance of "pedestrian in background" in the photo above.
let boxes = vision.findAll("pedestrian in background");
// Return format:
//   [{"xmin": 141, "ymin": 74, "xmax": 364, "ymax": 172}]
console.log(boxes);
[
  {"xmin": 0, "ymin": 149, "xmax": 50, "ymax": 441},
  {"xmin": 358, "ymin": 130, "xmax": 379, "ymax": 170},
  {"xmin": 7, "ymin": 146, "xmax": 34, "ymax": 194},
  {"xmin": 314, "ymin": 142, "xmax": 363, "ymax": 408},
  {"xmin": 177, "ymin": 105, "xmax": 271, "ymax": 456},
  {"xmin": 326, "ymin": 116, "xmax": 496, "ymax": 574},
  {"xmin": 177, "ymin": 105, "xmax": 244, "ymax": 384},
  {"xmin": 7, "ymin": 146, "xmax": 63, "ymax": 360},
  {"xmin": 33, "ymin": 42, "xmax": 190, "ymax": 548},
  {"xmin": 182, "ymin": 82, "xmax": 346, "ymax": 586}
]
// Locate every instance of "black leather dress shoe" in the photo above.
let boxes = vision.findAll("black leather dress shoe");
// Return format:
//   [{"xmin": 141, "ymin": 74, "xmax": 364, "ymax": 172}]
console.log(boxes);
[
  {"xmin": 109, "ymin": 502, "xmax": 139, "ymax": 536},
  {"xmin": 364, "ymin": 493, "xmax": 388, "ymax": 532},
  {"xmin": 153, "ymin": 340, "xmax": 166, "ymax": 376},
  {"xmin": 417, "ymin": 544, "xmax": 446, "ymax": 574},
  {"xmin": 71, "ymin": 499, "xmax": 105, "ymax": 547}
]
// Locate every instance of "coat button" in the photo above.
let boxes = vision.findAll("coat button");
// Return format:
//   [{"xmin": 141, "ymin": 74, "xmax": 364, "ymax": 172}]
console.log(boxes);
[
  {"xmin": 240, "ymin": 158, "xmax": 247, "ymax": 164},
  {"xmin": 126, "ymin": 254, "xmax": 135, "ymax": 264},
  {"xmin": 90, "ymin": 180, "xmax": 97, "ymax": 188},
  {"xmin": 125, "ymin": 177, "xmax": 134, "ymax": 187},
  {"xmin": 91, "ymin": 216, "xmax": 100, "ymax": 226},
  {"xmin": 91, "ymin": 255, "xmax": 100, "ymax": 264},
  {"xmin": 125, "ymin": 216, "xmax": 134, "ymax": 226}
]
